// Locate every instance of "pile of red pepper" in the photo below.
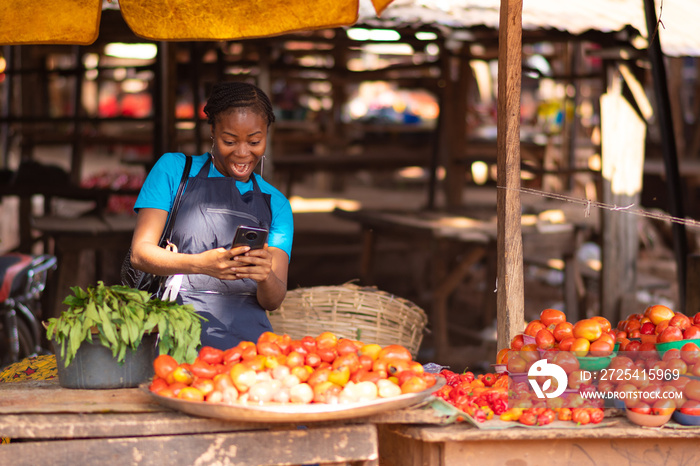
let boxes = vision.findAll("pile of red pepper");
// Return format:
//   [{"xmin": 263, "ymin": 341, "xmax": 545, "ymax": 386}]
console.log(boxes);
[{"xmin": 434, "ymin": 369, "xmax": 510, "ymax": 423}]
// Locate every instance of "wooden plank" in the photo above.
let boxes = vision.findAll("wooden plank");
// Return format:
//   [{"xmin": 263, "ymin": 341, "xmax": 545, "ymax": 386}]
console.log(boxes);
[
  {"xmin": 0, "ymin": 424, "xmax": 378, "ymax": 466},
  {"xmin": 0, "ymin": 379, "xmax": 162, "ymax": 414},
  {"xmin": 496, "ymin": 0, "xmax": 524, "ymax": 351},
  {"xmin": 0, "ymin": 412, "xmax": 275, "ymax": 439}
]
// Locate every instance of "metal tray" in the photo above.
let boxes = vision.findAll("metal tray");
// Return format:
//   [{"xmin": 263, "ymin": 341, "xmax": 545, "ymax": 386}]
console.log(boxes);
[{"xmin": 141, "ymin": 377, "xmax": 445, "ymax": 423}]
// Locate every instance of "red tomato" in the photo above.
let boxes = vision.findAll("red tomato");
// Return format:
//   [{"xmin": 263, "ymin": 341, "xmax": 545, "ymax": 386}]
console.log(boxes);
[
  {"xmin": 332, "ymin": 352, "xmax": 360, "ymax": 373},
  {"xmin": 190, "ymin": 359, "xmax": 217, "ymax": 379},
  {"xmin": 377, "ymin": 344, "xmax": 412, "ymax": 362},
  {"xmin": 540, "ymin": 309, "xmax": 566, "ymax": 327},
  {"xmin": 149, "ymin": 377, "xmax": 169, "ymax": 393},
  {"xmin": 153, "ymin": 354, "xmax": 179, "ymax": 380},
  {"xmin": 177, "ymin": 386, "xmax": 204, "ymax": 402},
  {"xmin": 198, "ymin": 346, "xmax": 224, "ymax": 365},
  {"xmin": 336, "ymin": 338, "xmax": 359, "ymax": 356},
  {"xmin": 256, "ymin": 341, "xmax": 282, "ymax": 357},
  {"xmin": 301, "ymin": 336, "xmax": 317, "ymax": 354},
  {"xmin": 222, "ymin": 346, "xmax": 243, "ymax": 365},
  {"xmin": 589, "ymin": 408, "xmax": 604, "ymax": 424}
]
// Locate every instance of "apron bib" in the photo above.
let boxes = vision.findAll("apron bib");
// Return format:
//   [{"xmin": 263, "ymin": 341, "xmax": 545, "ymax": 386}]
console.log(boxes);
[{"xmin": 170, "ymin": 158, "xmax": 273, "ymax": 349}]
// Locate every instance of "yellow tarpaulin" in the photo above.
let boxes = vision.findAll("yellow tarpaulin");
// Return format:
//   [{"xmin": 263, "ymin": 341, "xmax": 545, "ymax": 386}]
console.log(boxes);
[
  {"xmin": 0, "ymin": 0, "xmax": 102, "ymax": 45},
  {"xmin": 0, "ymin": 0, "xmax": 394, "ymax": 45}
]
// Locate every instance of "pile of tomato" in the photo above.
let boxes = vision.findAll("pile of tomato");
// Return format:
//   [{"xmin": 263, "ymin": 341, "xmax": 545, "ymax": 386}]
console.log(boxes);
[{"xmin": 149, "ymin": 331, "xmax": 436, "ymax": 405}]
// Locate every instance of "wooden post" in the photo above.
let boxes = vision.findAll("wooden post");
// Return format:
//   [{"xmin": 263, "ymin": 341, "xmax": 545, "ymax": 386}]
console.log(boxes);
[
  {"xmin": 687, "ymin": 254, "xmax": 700, "ymax": 316},
  {"xmin": 600, "ymin": 73, "xmax": 646, "ymax": 325},
  {"xmin": 496, "ymin": 0, "xmax": 524, "ymax": 351}
]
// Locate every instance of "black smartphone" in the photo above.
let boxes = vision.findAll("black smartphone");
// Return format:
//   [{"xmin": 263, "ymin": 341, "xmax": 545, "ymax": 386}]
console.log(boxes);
[{"xmin": 232, "ymin": 225, "xmax": 268, "ymax": 250}]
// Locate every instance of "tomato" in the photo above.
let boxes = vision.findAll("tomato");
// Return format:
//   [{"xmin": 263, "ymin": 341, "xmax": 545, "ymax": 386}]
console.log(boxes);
[
  {"xmin": 684, "ymin": 380, "xmax": 700, "ymax": 401},
  {"xmin": 358, "ymin": 354, "xmax": 374, "ymax": 371},
  {"xmin": 558, "ymin": 336, "xmax": 575, "ymax": 352},
  {"xmin": 315, "ymin": 331, "xmax": 338, "ymax": 349},
  {"xmin": 149, "ymin": 377, "xmax": 169, "ymax": 393},
  {"xmin": 198, "ymin": 346, "xmax": 224, "ymax": 365},
  {"xmin": 681, "ymin": 342, "xmax": 700, "ymax": 365},
  {"xmin": 684, "ymin": 325, "xmax": 700, "ymax": 340},
  {"xmin": 572, "ymin": 319, "xmax": 603, "ymax": 342},
  {"xmin": 570, "ymin": 338, "xmax": 590, "ymax": 357},
  {"xmin": 240, "ymin": 343, "xmax": 258, "ymax": 361},
  {"xmin": 552, "ymin": 322, "xmax": 574, "ymax": 342},
  {"xmin": 301, "ymin": 336, "xmax": 318, "ymax": 354},
  {"xmin": 510, "ymin": 334, "xmax": 525, "ymax": 350},
  {"xmin": 332, "ymin": 352, "xmax": 361, "ymax": 373},
  {"xmin": 170, "ymin": 366, "xmax": 194, "ymax": 385},
  {"xmin": 535, "ymin": 328, "xmax": 556, "ymax": 350},
  {"xmin": 552, "ymin": 351, "xmax": 580, "ymax": 374},
  {"xmin": 646, "ymin": 304, "xmax": 675, "ymax": 325},
  {"xmin": 590, "ymin": 316, "xmax": 612, "ymax": 333},
  {"xmin": 307, "ymin": 367, "xmax": 331, "ymax": 387},
  {"xmin": 681, "ymin": 399, "xmax": 700, "ymax": 415},
  {"xmin": 317, "ymin": 347, "xmax": 338, "ymax": 363},
  {"xmin": 191, "ymin": 377, "xmax": 215, "ymax": 396},
  {"xmin": 589, "ymin": 338, "xmax": 613, "ymax": 357},
  {"xmin": 190, "ymin": 359, "xmax": 217, "ymax": 379},
  {"xmin": 222, "ymin": 346, "xmax": 243, "ymax": 365},
  {"xmin": 256, "ymin": 341, "xmax": 282, "ymax": 357},
  {"xmin": 276, "ymin": 334, "xmax": 292, "ymax": 355},
  {"xmin": 213, "ymin": 372, "xmax": 236, "ymax": 392},
  {"xmin": 177, "ymin": 386, "xmax": 204, "ymax": 402},
  {"xmin": 420, "ymin": 372, "xmax": 437, "ymax": 388},
  {"xmin": 153, "ymin": 354, "xmax": 179, "ymax": 380},
  {"xmin": 524, "ymin": 320, "xmax": 546, "ymax": 338},
  {"xmin": 243, "ymin": 354, "xmax": 267, "ymax": 371},
  {"xmin": 400, "ymin": 375, "xmax": 428, "ymax": 394},
  {"xmin": 285, "ymin": 350, "xmax": 305, "ymax": 368},
  {"xmin": 257, "ymin": 331, "xmax": 280, "ymax": 345},
  {"xmin": 168, "ymin": 381, "xmax": 188, "ymax": 396},
  {"xmin": 337, "ymin": 338, "xmax": 359, "ymax": 356},
  {"xmin": 540, "ymin": 309, "xmax": 566, "ymax": 327},
  {"xmin": 377, "ymin": 344, "xmax": 412, "ymax": 362}
]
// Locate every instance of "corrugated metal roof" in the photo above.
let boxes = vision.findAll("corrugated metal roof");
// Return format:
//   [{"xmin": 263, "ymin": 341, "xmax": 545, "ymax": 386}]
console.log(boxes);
[{"xmin": 359, "ymin": 0, "xmax": 700, "ymax": 57}]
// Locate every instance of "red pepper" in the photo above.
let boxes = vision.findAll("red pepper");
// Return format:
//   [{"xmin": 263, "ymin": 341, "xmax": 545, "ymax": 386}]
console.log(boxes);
[
  {"xmin": 519, "ymin": 410, "xmax": 538, "ymax": 426},
  {"xmin": 537, "ymin": 409, "xmax": 556, "ymax": 426},
  {"xmin": 589, "ymin": 408, "xmax": 605, "ymax": 424},
  {"xmin": 459, "ymin": 371, "xmax": 475, "ymax": 384},
  {"xmin": 491, "ymin": 398, "xmax": 508, "ymax": 415},
  {"xmin": 572, "ymin": 408, "xmax": 591, "ymax": 425},
  {"xmin": 482, "ymin": 373, "xmax": 497, "ymax": 387},
  {"xmin": 440, "ymin": 370, "xmax": 460, "ymax": 386}
]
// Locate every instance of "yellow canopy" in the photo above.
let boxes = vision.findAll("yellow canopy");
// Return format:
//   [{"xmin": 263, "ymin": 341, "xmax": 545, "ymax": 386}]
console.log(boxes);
[{"xmin": 0, "ymin": 0, "xmax": 394, "ymax": 45}]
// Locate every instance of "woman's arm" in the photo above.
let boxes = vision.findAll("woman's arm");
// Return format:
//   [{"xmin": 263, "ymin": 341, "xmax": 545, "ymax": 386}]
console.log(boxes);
[{"xmin": 130, "ymin": 208, "xmax": 252, "ymax": 279}]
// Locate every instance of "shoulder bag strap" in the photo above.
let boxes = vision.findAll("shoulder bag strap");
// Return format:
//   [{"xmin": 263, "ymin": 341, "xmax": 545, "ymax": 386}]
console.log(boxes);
[{"xmin": 160, "ymin": 155, "xmax": 192, "ymax": 244}]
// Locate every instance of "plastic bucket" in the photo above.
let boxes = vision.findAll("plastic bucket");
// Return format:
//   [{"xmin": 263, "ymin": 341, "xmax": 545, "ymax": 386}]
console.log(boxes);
[{"xmin": 53, "ymin": 333, "xmax": 157, "ymax": 389}]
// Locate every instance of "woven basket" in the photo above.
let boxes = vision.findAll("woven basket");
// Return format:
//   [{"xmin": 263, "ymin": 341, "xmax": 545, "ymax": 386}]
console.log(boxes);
[{"xmin": 267, "ymin": 284, "xmax": 428, "ymax": 357}]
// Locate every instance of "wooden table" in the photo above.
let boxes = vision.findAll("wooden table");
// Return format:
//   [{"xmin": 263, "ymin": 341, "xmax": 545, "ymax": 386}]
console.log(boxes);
[
  {"xmin": 0, "ymin": 379, "xmax": 379, "ymax": 466},
  {"xmin": 332, "ymin": 209, "xmax": 586, "ymax": 361},
  {"xmin": 378, "ymin": 421, "xmax": 700, "ymax": 466}
]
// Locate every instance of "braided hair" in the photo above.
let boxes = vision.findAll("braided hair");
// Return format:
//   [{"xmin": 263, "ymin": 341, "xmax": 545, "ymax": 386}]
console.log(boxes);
[{"xmin": 203, "ymin": 82, "xmax": 276, "ymax": 128}]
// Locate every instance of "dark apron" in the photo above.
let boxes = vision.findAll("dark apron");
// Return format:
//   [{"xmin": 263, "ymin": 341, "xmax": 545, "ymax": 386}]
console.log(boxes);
[{"xmin": 170, "ymin": 158, "xmax": 273, "ymax": 350}]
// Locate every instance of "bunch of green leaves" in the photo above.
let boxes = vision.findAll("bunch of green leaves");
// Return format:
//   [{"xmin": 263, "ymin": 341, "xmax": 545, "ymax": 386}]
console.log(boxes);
[{"xmin": 46, "ymin": 281, "xmax": 203, "ymax": 367}]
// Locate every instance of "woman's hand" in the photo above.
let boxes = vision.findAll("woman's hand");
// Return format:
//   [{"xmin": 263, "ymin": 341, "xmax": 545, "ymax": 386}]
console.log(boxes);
[{"xmin": 229, "ymin": 244, "xmax": 273, "ymax": 282}]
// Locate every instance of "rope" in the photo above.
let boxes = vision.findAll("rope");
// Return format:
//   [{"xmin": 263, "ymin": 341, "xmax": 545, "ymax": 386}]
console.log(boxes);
[{"xmin": 497, "ymin": 185, "xmax": 700, "ymax": 229}]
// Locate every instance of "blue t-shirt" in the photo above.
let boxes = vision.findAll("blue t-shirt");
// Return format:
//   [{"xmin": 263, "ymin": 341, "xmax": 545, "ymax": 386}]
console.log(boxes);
[{"xmin": 134, "ymin": 153, "xmax": 293, "ymax": 259}]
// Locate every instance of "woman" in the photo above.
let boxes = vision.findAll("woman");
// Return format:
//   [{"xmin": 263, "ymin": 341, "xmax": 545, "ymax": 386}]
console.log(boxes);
[{"xmin": 130, "ymin": 82, "xmax": 293, "ymax": 349}]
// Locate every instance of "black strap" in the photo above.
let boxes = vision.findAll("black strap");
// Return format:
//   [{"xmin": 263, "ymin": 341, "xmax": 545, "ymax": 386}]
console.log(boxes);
[{"xmin": 160, "ymin": 155, "xmax": 192, "ymax": 245}]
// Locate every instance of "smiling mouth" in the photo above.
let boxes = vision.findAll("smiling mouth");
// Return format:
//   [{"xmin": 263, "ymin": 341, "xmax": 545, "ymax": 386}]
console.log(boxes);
[{"xmin": 232, "ymin": 163, "xmax": 250, "ymax": 176}]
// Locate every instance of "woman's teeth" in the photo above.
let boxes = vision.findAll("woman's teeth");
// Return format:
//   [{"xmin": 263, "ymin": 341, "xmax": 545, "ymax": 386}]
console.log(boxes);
[{"xmin": 233, "ymin": 163, "xmax": 249, "ymax": 173}]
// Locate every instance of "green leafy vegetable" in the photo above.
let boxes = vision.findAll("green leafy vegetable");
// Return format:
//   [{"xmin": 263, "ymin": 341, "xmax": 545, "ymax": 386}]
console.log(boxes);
[{"xmin": 47, "ymin": 281, "xmax": 204, "ymax": 367}]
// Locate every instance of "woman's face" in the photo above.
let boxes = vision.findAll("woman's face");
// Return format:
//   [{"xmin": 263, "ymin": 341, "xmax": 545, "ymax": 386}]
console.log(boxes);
[{"xmin": 211, "ymin": 108, "xmax": 268, "ymax": 182}]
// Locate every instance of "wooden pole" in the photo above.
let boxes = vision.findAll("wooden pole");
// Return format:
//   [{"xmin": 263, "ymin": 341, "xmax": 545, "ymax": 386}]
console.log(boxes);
[
  {"xmin": 496, "ymin": 0, "xmax": 524, "ymax": 351},
  {"xmin": 643, "ymin": 0, "xmax": 687, "ymax": 310}
]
